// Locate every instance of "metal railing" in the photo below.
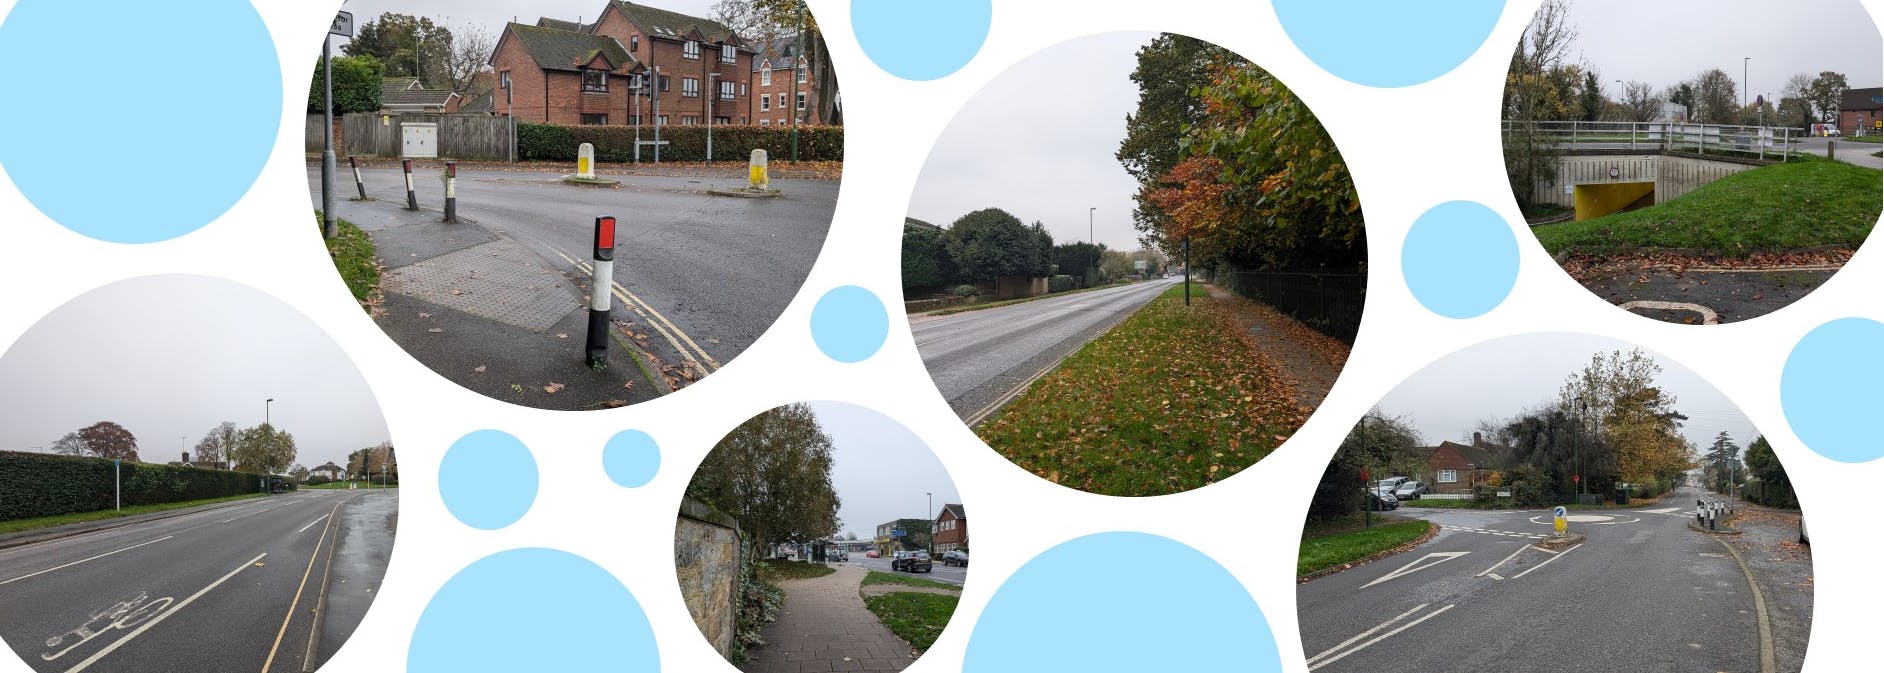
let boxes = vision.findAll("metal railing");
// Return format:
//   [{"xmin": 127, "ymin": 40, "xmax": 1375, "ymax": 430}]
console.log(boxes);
[
  {"xmin": 1503, "ymin": 120, "xmax": 1796, "ymax": 161},
  {"xmin": 1214, "ymin": 269, "xmax": 1365, "ymax": 343}
]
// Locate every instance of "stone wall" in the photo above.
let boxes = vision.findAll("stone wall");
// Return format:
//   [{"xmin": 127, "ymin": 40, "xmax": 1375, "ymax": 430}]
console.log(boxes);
[{"xmin": 676, "ymin": 498, "xmax": 741, "ymax": 657}]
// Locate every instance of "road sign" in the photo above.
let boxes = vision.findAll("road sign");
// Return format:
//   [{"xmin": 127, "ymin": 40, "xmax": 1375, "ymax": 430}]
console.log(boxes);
[
  {"xmin": 1755, "ymin": 94, "xmax": 1764, "ymax": 107},
  {"xmin": 891, "ymin": 529, "xmax": 906, "ymax": 538},
  {"xmin": 330, "ymin": 11, "xmax": 354, "ymax": 37},
  {"xmin": 1360, "ymin": 469, "xmax": 1370, "ymax": 482},
  {"xmin": 1553, "ymin": 506, "xmax": 1567, "ymax": 534}
]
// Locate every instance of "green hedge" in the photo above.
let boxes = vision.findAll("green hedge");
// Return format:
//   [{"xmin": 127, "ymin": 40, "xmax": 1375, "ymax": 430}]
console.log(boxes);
[
  {"xmin": 518, "ymin": 122, "xmax": 843, "ymax": 163},
  {"xmin": 1049, "ymin": 275, "xmax": 1077, "ymax": 293},
  {"xmin": 0, "ymin": 451, "xmax": 271, "ymax": 521}
]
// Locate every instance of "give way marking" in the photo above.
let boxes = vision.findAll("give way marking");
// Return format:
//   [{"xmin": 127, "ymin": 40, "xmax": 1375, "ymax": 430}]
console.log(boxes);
[{"xmin": 1360, "ymin": 551, "xmax": 1470, "ymax": 589}]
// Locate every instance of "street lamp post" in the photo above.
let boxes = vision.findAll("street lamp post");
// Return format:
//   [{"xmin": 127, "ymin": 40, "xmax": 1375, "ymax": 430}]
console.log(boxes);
[
  {"xmin": 926, "ymin": 492, "xmax": 933, "ymax": 558},
  {"xmin": 707, "ymin": 72, "xmax": 720, "ymax": 164},
  {"xmin": 1743, "ymin": 57, "xmax": 1749, "ymax": 109},
  {"xmin": 1088, "ymin": 207, "xmax": 1097, "ymax": 284},
  {"xmin": 265, "ymin": 398, "xmax": 274, "ymax": 427}
]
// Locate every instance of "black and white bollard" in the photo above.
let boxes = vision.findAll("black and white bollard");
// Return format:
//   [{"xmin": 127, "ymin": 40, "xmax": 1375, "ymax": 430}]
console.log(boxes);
[
  {"xmin": 403, "ymin": 159, "xmax": 419, "ymax": 211},
  {"xmin": 444, "ymin": 162, "xmax": 458, "ymax": 223},
  {"xmin": 350, "ymin": 156, "xmax": 368, "ymax": 200},
  {"xmin": 585, "ymin": 216, "xmax": 617, "ymax": 368}
]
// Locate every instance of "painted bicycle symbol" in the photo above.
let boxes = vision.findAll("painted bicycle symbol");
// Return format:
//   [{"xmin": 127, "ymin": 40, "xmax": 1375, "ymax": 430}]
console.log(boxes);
[{"xmin": 41, "ymin": 591, "xmax": 174, "ymax": 662}]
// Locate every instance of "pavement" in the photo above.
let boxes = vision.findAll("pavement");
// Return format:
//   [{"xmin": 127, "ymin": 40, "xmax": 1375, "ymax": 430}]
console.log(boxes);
[
  {"xmin": 912, "ymin": 278, "xmax": 1179, "ymax": 424},
  {"xmin": 309, "ymin": 162, "xmax": 834, "ymax": 410},
  {"xmin": 1298, "ymin": 488, "xmax": 1810, "ymax": 673},
  {"xmin": 738, "ymin": 564, "xmax": 920, "ymax": 673},
  {"xmin": 0, "ymin": 489, "xmax": 396, "ymax": 673},
  {"xmin": 1793, "ymin": 137, "xmax": 1883, "ymax": 170}
]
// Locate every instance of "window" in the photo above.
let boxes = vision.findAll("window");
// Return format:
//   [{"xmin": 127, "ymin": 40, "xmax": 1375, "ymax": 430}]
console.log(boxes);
[
  {"xmin": 659, "ymin": 75, "xmax": 670, "ymax": 92},
  {"xmin": 795, "ymin": 92, "xmax": 806, "ymax": 110},
  {"xmin": 682, "ymin": 77, "xmax": 699, "ymax": 97},
  {"xmin": 681, "ymin": 115, "xmax": 698, "ymax": 126},
  {"xmin": 719, "ymin": 80, "xmax": 735, "ymax": 100},
  {"xmin": 657, "ymin": 114, "xmax": 668, "ymax": 125},
  {"xmin": 1437, "ymin": 470, "xmax": 1458, "ymax": 483},
  {"xmin": 720, "ymin": 44, "xmax": 736, "ymax": 63},
  {"xmin": 682, "ymin": 40, "xmax": 700, "ymax": 59},
  {"xmin": 760, "ymin": 119, "xmax": 771, "ymax": 126},
  {"xmin": 626, "ymin": 115, "xmax": 641, "ymax": 125},
  {"xmin": 797, "ymin": 60, "xmax": 807, "ymax": 83},
  {"xmin": 739, "ymin": 83, "xmax": 747, "ymax": 96},
  {"xmin": 499, "ymin": 70, "xmax": 511, "ymax": 90},
  {"xmin": 580, "ymin": 113, "xmax": 607, "ymax": 125},
  {"xmin": 630, "ymin": 36, "xmax": 639, "ymax": 52},
  {"xmin": 777, "ymin": 92, "xmax": 786, "ymax": 107},
  {"xmin": 760, "ymin": 95, "xmax": 769, "ymax": 112},
  {"xmin": 761, "ymin": 68, "xmax": 771, "ymax": 86},
  {"xmin": 715, "ymin": 116, "xmax": 731, "ymax": 125},
  {"xmin": 582, "ymin": 69, "xmax": 607, "ymax": 93}
]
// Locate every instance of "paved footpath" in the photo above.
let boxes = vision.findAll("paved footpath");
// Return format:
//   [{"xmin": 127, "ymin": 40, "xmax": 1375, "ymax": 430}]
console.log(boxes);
[{"xmin": 740, "ymin": 565, "xmax": 916, "ymax": 673}]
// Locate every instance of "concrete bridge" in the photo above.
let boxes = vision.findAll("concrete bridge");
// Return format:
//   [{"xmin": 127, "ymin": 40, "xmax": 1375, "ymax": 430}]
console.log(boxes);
[{"xmin": 1527, "ymin": 150, "xmax": 1767, "ymax": 221}]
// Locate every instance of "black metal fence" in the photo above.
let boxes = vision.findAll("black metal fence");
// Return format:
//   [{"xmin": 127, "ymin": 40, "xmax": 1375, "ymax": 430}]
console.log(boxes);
[{"xmin": 1214, "ymin": 269, "xmax": 1365, "ymax": 343}]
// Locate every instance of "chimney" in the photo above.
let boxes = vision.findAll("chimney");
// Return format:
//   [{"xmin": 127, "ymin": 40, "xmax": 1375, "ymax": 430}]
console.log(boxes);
[
  {"xmin": 182, "ymin": 451, "xmax": 191, "ymax": 464},
  {"xmin": 1472, "ymin": 432, "xmax": 1482, "ymax": 447}
]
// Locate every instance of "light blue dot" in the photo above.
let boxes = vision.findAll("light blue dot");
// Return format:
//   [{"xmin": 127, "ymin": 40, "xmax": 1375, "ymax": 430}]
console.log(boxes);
[
  {"xmin": 810, "ymin": 285, "xmax": 888, "ymax": 363},
  {"xmin": 1273, "ymin": 0, "xmax": 1505, "ymax": 88},
  {"xmin": 1782, "ymin": 318, "xmax": 1884, "ymax": 463},
  {"xmin": 852, "ymin": 0, "xmax": 991, "ymax": 81},
  {"xmin": 603, "ymin": 429, "xmax": 661, "ymax": 488},
  {"xmin": 439, "ymin": 430, "xmax": 537, "ymax": 530},
  {"xmin": 965, "ymin": 532, "xmax": 1280, "ymax": 672},
  {"xmin": 410, "ymin": 548, "xmax": 658, "ymax": 672},
  {"xmin": 0, "ymin": 0, "xmax": 280, "ymax": 243},
  {"xmin": 1402, "ymin": 201, "xmax": 1518, "ymax": 319}
]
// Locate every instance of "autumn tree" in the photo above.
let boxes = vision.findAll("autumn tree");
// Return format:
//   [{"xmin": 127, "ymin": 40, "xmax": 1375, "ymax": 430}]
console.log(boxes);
[
  {"xmin": 686, "ymin": 403, "xmax": 841, "ymax": 547},
  {"xmin": 233, "ymin": 423, "xmax": 297, "ymax": 475},
  {"xmin": 1502, "ymin": 0, "xmax": 1579, "ymax": 209},
  {"xmin": 56, "ymin": 422, "xmax": 140, "ymax": 461},
  {"xmin": 193, "ymin": 421, "xmax": 241, "ymax": 467},
  {"xmin": 712, "ymin": 0, "xmax": 841, "ymax": 125},
  {"xmin": 1118, "ymin": 34, "xmax": 1228, "ymax": 249},
  {"xmin": 1559, "ymin": 349, "xmax": 1692, "ymax": 490}
]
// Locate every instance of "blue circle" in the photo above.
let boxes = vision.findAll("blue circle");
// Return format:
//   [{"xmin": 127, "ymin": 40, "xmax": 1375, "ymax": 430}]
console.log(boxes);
[
  {"xmin": 0, "ymin": 0, "xmax": 281, "ymax": 243},
  {"xmin": 1402, "ymin": 201, "xmax": 1519, "ymax": 319},
  {"xmin": 1273, "ymin": 0, "xmax": 1505, "ymax": 88},
  {"xmin": 439, "ymin": 430, "xmax": 538, "ymax": 530},
  {"xmin": 603, "ymin": 429, "xmax": 661, "ymax": 488},
  {"xmin": 1782, "ymin": 318, "xmax": 1884, "ymax": 463},
  {"xmin": 852, "ymin": 0, "xmax": 991, "ymax": 81},
  {"xmin": 810, "ymin": 285, "xmax": 889, "ymax": 363},
  {"xmin": 965, "ymin": 532, "xmax": 1280, "ymax": 671},
  {"xmin": 410, "ymin": 548, "xmax": 658, "ymax": 672}
]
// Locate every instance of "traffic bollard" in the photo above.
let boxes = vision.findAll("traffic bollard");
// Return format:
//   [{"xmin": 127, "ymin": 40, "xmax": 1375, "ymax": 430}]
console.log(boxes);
[
  {"xmin": 444, "ymin": 162, "xmax": 458, "ymax": 223},
  {"xmin": 403, "ymin": 159, "xmax": 419, "ymax": 211},
  {"xmin": 350, "ymin": 156, "xmax": 368, "ymax": 200},
  {"xmin": 585, "ymin": 216, "xmax": 617, "ymax": 369}
]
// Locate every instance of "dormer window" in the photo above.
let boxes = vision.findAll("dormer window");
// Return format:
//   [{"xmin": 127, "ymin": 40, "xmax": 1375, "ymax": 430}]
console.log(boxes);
[
  {"xmin": 720, "ymin": 44, "xmax": 736, "ymax": 63},
  {"xmin": 582, "ymin": 69, "xmax": 607, "ymax": 93},
  {"xmin": 682, "ymin": 40, "xmax": 700, "ymax": 59}
]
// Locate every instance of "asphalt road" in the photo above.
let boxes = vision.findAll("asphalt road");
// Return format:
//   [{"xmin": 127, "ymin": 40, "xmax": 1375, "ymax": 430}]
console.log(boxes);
[
  {"xmin": 1298, "ymin": 489, "xmax": 1787, "ymax": 673},
  {"xmin": 913, "ymin": 278, "xmax": 1180, "ymax": 424},
  {"xmin": 308, "ymin": 165, "xmax": 834, "ymax": 399},
  {"xmin": 845, "ymin": 556, "xmax": 968, "ymax": 586},
  {"xmin": 0, "ymin": 490, "xmax": 392, "ymax": 673}
]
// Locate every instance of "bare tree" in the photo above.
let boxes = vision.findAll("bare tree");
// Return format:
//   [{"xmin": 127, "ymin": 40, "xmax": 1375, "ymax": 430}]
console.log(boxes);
[
  {"xmin": 51, "ymin": 431, "xmax": 87, "ymax": 456},
  {"xmin": 1689, "ymin": 68, "xmax": 1738, "ymax": 124},
  {"xmin": 1620, "ymin": 80, "xmax": 1663, "ymax": 121},
  {"xmin": 439, "ymin": 22, "xmax": 495, "ymax": 97},
  {"xmin": 193, "ymin": 421, "xmax": 240, "ymax": 466}
]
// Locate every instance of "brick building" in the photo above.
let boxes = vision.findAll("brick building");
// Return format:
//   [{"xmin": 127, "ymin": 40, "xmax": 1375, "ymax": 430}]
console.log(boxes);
[
  {"xmin": 493, "ymin": 1, "xmax": 757, "ymax": 127},
  {"xmin": 933, "ymin": 504, "xmax": 967, "ymax": 553},
  {"xmin": 749, "ymin": 34, "xmax": 830, "ymax": 126},
  {"xmin": 1839, "ymin": 86, "xmax": 1881, "ymax": 136},
  {"xmin": 1407, "ymin": 433, "xmax": 1513, "ymax": 495}
]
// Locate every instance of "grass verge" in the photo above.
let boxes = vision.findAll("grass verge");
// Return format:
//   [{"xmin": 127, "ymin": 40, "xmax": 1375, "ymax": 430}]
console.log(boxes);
[
  {"xmin": 862, "ymin": 570, "xmax": 961, "ymax": 591},
  {"xmin": 0, "ymin": 493, "xmax": 267, "ymax": 535},
  {"xmin": 916, "ymin": 280, "xmax": 1140, "ymax": 317},
  {"xmin": 1298, "ymin": 520, "xmax": 1432, "ymax": 577},
  {"xmin": 756, "ymin": 559, "xmax": 837, "ymax": 581},
  {"xmin": 1533, "ymin": 157, "xmax": 1880, "ymax": 256},
  {"xmin": 976, "ymin": 281, "xmax": 1302, "ymax": 496},
  {"xmin": 318, "ymin": 211, "xmax": 382, "ymax": 310},
  {"xmin": 862, "ymin": 592, "xmax": 958, "ymax": 652},
  {"xmin": 1848, "ymin": 135, "xmax": 1881, "ymax": 144}
]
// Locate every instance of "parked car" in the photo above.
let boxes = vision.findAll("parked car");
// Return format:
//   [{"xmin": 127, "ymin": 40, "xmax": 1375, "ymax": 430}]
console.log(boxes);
[
  {"xmin": 942, "ymin": 550, "xmax": 969, "ymax": 567},
  {"xmin": 1393, "ymin": 480, "xmax": 1427, "ymax": 500},
  {"xmin": 1365, "ymin": 489, "xmax": 1399, "ymax": 511},
  {"xmin": 891, "ymin": 550, "xmax": 933, "ymax": 573},
  {"xmin": 1375, "ymin": 477, "xmax": 1409, "ymax": 497},
  {"xmin": 865, "ymin": 550, "xmax": 881, "ymax": 558}
]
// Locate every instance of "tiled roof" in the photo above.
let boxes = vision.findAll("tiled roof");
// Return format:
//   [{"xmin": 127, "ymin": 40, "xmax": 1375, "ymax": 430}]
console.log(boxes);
[
  {"xmin": 536, "ymin": 17, "xmax": 596, "ymax": 34},
  {"xmin": 751, "ymin": 34, "xmax": 805, "ymax": 71},
  {"xmin": 940, "ymin": 503, "xmax": 965, "ymax": 519},
  {"xmin": 383, "ymin": 85, "xmax": 457, "ymax": 109},
  {"xmin": 611, "ymin": 0, "xmax": 738, "ymax": 44},
  {"xmin": 1840, "ymin": 86, "xmax": 1882, "ymax": 111},
  {"xmin": 457, "ymin": 91, "xmax": 495, "ymax": 114},
  {"xmin": 504, "ymin": 22, "xmax": 638, "ymax": 73}
]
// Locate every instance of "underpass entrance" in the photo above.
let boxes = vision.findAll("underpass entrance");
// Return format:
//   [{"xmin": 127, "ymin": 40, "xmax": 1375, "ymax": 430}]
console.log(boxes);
[{"xmin": 1573, "ymin": 181, "xmax": 1655, "ymax": 221}]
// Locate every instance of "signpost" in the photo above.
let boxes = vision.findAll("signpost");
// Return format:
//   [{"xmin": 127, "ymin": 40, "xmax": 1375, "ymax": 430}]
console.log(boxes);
[
  {"xmin": 320, "ymin": 11, "xmax": 354, "ymax": 240},
  {"xmin": 1553, "ymin": 505, "xmax": 1567, "ymax": 535}
]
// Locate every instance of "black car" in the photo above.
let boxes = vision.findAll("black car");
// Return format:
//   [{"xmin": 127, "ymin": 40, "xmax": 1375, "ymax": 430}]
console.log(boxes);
[
  {"xmin": 942, "ymin": 550, "xmax": 969, "ymax": 567},
  {"xmin": 890, "ymin": 551, "xmax": 933, "ymax": 573},
  {"xmin": 1365, "ymin": 489, "xmax": 1399, "ymax": 511}
]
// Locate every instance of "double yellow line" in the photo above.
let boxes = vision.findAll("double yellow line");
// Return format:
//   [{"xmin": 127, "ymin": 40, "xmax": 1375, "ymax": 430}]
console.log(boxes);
[{"xmin": 542, "ymin": 244, "xmax": 722, "ymax": 375}]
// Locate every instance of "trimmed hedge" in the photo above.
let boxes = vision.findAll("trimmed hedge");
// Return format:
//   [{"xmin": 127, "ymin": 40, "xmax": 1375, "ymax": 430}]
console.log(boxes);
[
  {"xmin": 1049, "ymin": 275, "xmax": 1077, "ymax": 293},
  {"xmin": 518, "ymin": 122, "xmax": 843, "ymax": 163},
  {"xmin": 0, "ymin": 451, "xmax": 270, "ymax": 521}
]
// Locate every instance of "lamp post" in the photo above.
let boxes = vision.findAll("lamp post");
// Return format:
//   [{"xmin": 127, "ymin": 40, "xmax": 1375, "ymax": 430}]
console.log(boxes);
[
  {"xmin": 265, "ymin": 398, "xmax": 274, "ymax": 426},
  {"xmin": 1742, "ymin": 57, "xmax": 1749, "ymax": 109},
  {"xmin": 926, "ymin": 492, "xmax": 933, "ymax": 558},
  {"xmin": 1088, "ymin": 207, "xmax": 1097, "ymax": 284},
  {"xmin": 707, "ymin": 72, "xmax": 720, "ymax": 164}
]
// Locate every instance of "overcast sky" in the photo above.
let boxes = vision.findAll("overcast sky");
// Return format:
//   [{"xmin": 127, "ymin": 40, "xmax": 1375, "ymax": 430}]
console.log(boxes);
[
  {"xmin": 0, "ymin": 277, "xmax": 391, "ymax": 471},
  {"xmin": 1375, "ymin": 333, "xmax": 1758, "ymax": 455},
  {"xmin": 322, "ymin": 0, "xmax": 718, "ymax": 55},
  {"xmin": 1551, "ymin": 0, "xmax": 1881, "ymax": 100},
  {"xmin": 909, "ymin": 31, "xmax": 1158, "ymax": 251},
  {"xmin": 809, "ymin": 402, "xmax": 961, "ymax": 539}
]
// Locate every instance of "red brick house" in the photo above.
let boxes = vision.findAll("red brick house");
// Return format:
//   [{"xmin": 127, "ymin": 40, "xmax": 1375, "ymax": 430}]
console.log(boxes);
[
  {"xmin": 488, "ymin": 22, "xmax": 643, "ymax": 125},
  {"xmin": 590, "ymin": 1, "xmax": 756, "ymax": 126},
  {"xmin": 1410, "ymin": 433, "xmax": 1512, "ymax": 494},
  {"xmin": 749, "ymin": 34, "xmax": 830, "ymax": 126},
  {"xmin": 501, "ymin": 1, "xmax": 756, "ymax": 127},
  {"xmin": 933, "ymin": 503, "xmax": 967, "ymax": 553},
  {"xmin": 1839, "ymin": 86, "xmax": 1881, "ymax": 136}
]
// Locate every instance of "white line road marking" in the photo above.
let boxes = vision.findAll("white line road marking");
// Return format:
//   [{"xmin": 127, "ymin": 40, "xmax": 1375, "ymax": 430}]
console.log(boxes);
[
  {"xmin": 1510, "ymin": 544, "xmax": 1581, "ymax": 580},
  {"xmin": 296, "ymin": 514, "xmax": 331, "ymax": 534},
  {"xmin": 1487, "ymin": 573, "xmax": 1503, "ymax": 580},
  {"xmin": 60, "ymin": 553, "xmax": 268, "ymax": 673},
  {"xmin": 1308, "ymin": 604, "xmax": 1455, "ymax": 671},
  {"xmin": 220, "ymin": 506, "xmax": 278, "ymax": 523},
  {"xmin": 1361, "ymin": 552, "xmax": 1470, "ymax": 589},
  {"xmin": 0, "ymin": 537, "xmax": 174, "ymax": 586},
  {"xmin": 1478, "ymin": 544, "xmax": 1533, "ymax": 578},
  {"xmin": 1641, "ymin": 507, "xmax": 1683, "ymax": 514},
  {"xmin": 1306, "ymin": 603, "xmax": 1427, "ymax": 665}
]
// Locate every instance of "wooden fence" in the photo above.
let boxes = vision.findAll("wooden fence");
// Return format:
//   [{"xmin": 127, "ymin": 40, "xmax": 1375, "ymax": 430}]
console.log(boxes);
[{"xmin": 330, "ymin": 113, "xmax": 514, "ymax": 161}]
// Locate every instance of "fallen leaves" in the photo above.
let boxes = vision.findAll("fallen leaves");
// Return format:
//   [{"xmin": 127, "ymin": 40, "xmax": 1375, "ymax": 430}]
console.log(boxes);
[{"xmin": 543, "ymin": 382, "xmax": 565, "ymax": 394}]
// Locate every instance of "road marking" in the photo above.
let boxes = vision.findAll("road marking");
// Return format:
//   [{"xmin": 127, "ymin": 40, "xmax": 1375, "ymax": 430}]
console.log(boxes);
[
  {"xmin": 1360, "ymin": 552, "xmax": 1469, "ymax": 589},
  {"xmin": 1477, "ymin": 544, "xmax": 1533, "ymax": 578},
  {"xmin": 1307, "ymin": 604, "xmax": 1454, "ymax": 671},
  {"xmin": 547, "ymin": 245, "xmax": 722, "ymax": 371},
  {"xmin": 60, "ymin": 553, "xmax": 268, "ymax": 673},
  {"xmin": 0, "ymin": 536, "xmax": 173, "ymax": 586},
  {"xmin": 1641, "ymin": 507, "xmax": 1683, "ymax": 514},
  {"xmin": 1509, "ymin": 543, "xmax": 1580, "ymax": 580},
  {"xmin": 1306, "ymin": 603, "xmax": 1427, "ymax": 665},
  {"xmin": 1442, "ymin": 525, "xmax": 1545, "ymax": 539},
  {"xmin": 262, "ymin": 500, "xmax": 343, "ymax": 673},
  {"xmin": 296, "ymin": 514, "xmax": 331, "ymax": 534},
  {"xmin": 221, "ymin": 506, "xmax": 278, "ymax": 523}
]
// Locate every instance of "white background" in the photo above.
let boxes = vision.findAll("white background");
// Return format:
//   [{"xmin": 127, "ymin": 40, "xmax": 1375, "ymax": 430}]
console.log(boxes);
[{"xmin": 0, "ymin": 0, "xmax": 1878, "ymax": 671}]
